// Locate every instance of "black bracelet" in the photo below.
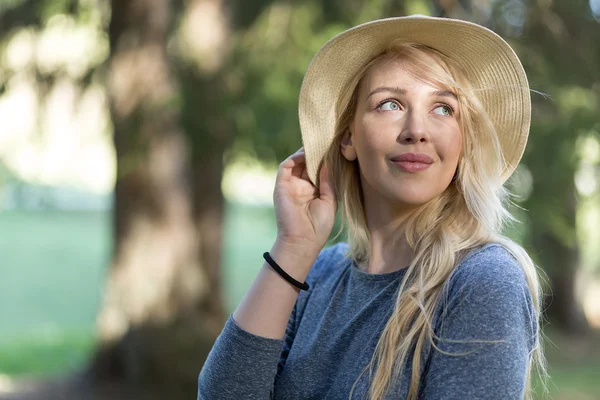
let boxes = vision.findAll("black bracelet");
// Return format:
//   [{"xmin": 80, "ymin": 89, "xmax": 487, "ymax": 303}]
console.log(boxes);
[{"xmin": 263, "ymin": 252, "xmax": 310, "ymax": 291}]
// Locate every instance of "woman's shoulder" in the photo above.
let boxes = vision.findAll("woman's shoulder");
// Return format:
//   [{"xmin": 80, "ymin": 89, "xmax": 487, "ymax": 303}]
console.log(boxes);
[
  {"xmin": 436, "ymin": 243, "xmax": 538, "ymax": 355},
  {"xmin": 448, "ymin": 242, "xmax": 528, "ymax": 293}
]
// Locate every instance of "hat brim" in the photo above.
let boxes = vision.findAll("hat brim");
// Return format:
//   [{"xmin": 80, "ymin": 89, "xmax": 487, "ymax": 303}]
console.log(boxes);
[{"xmin": 298, "ymin": 15, "xmax": 530, "ymax": 185}]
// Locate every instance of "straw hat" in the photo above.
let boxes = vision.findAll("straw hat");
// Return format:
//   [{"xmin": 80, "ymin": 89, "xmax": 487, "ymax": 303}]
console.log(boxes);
[{"xmin": 298, "ymin": 15, "xmax": 530, "ymax": 184}]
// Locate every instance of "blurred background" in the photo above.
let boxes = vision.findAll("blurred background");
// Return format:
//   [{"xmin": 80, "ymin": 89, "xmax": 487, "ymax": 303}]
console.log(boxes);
[{"xmin": 0, "ymin": 0, "xmax": 598, "ymax": 399}]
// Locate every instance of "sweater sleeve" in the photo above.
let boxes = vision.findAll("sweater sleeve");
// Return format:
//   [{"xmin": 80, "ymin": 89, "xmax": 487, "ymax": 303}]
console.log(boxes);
[
  {"xmin": 197, "ymin": 244, "xmax": 342, "ymax": 399},
  {"xmin": 197, "ymin": 314, "xmax": 284, "ymax": 400},
  {"xmin": 419, "ymin": 246, "xmax": 538, "ymax": 400}
]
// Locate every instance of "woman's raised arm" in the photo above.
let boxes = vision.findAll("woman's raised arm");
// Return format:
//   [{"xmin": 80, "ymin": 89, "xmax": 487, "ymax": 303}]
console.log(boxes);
[{"xmin": 198, "ymin": 149, "xmax": 336, "ymax": 399}]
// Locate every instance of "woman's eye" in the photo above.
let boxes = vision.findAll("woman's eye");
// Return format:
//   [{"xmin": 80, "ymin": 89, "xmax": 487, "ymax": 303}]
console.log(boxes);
[
  {"xmin": 433, "ymin": 105, "xmax": 453, "ymax": 116},
  {"xmin": 378, "ymin": 101, "xmax": 399, "ymax": 111}
]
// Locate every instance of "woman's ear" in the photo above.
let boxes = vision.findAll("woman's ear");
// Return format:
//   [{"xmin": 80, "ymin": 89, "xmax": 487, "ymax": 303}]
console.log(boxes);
[{"xmin": 340, "ymin": 129, "xmax": 357, "ymax": 161}]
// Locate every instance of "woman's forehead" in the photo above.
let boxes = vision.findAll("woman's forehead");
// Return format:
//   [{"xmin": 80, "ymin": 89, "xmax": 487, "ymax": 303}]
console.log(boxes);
[{"xmin": 360, "ymin": 55, "xmax": 454, "ymax": 96}]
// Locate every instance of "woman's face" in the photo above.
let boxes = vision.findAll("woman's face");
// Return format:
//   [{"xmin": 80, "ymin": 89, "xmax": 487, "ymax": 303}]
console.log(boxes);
[{"xmin": 341, "ymin": 56, "xmax": 463, "ymax": 210}]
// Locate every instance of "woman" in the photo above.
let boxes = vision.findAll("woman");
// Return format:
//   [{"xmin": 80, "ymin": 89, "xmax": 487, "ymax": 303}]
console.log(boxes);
[{"xmin": 198, "ymin": 15, "xmax": 547, "ymax": 400}]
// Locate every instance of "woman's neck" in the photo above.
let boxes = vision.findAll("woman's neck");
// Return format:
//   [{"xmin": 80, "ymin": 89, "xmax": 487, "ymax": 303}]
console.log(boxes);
[{"xmin": 362, "ymin": 193, "xmax": 416, "ymax": 275}]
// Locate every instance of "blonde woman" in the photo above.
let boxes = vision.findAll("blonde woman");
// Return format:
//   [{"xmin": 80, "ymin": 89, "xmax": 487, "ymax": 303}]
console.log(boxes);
[{"xmin": 199, "ymin": 15, "xmax": 547, "ymax": 400}]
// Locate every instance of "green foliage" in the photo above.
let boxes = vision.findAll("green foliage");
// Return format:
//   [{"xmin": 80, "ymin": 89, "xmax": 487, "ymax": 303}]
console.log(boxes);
[
  {"xmin": 0, "ymin": 0, "xmax": 100, "ymax": 37},
  {"xmin": 39, "ymin": 0, "xmax": 74, "ymax": 23}
]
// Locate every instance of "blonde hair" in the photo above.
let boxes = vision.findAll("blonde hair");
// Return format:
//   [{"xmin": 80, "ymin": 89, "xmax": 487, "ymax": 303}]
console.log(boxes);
[{"xmin": 323, "ymin": 43, "xmax": 548, "ymax": 399}]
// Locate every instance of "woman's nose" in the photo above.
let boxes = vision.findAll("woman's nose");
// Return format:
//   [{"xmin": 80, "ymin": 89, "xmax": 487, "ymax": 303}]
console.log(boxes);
[{"xmin": 398, "ymin": 109, "xmax": 429, "ymax": 144}]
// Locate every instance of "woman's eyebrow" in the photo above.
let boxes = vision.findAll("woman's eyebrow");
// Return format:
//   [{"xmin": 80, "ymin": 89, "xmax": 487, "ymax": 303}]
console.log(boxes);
[
  {"xmin": 430, "ymin": 90, "xmax": 458, "ymax": 101},
  {"xmin": 365, "ymin": 87, "xmax": 406, "ymax": 101}
]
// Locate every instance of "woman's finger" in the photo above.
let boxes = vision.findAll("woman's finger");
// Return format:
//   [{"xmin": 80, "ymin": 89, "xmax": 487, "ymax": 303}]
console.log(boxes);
[
  {"xmin": 300, "ymin": 166, "xmax": 310, "ymax": 182},
  {"xmin": 291, "ymin": 148, "xmax": 312, "ymax": 182},
  {"xmin": 319, "ymin": 162, "xmax": 335, "ymax": 204},
  {"xmin": 278, "ymin": 149, "xmax": 309, "ymax": 182}
]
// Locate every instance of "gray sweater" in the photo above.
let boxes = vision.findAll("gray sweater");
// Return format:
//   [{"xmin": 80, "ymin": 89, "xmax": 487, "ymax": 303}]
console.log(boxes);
[{"xmin": 198, "ymin": 243, "xmax": 537, "ymax": 399}]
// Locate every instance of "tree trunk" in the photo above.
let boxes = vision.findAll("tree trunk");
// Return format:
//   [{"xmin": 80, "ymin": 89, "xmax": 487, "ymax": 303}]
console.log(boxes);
[
  {"xmin": 538, "ymin": 232, "xmax": 589, "ymax": 335},
  {"xmin": 89, "ymin": 0, "xmax": 225, "ymax": 397},
  {"xmin": 532, "ymin": 185, "xmax": 590, "ymax": 336}
]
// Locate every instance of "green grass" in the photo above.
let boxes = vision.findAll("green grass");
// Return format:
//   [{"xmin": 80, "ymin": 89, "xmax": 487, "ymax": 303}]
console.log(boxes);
[
  {"xmin": 0, "ymin": 210, "xmax": 110, "ymax": 337},
  {"xmin": 0, "ymin": 204, "xmax": 276, "ymax": 376},
  {"xmin": 543, "ymin": 362, "xmax": 600, "ymax": 399},
  {"xmin": 0, "ymin": 206, "xmax": 599, "ymax": 400},
  {"xmin": 532, "ymin": 329, "xmax": 600, "ymax": 399},
  {"xmin": 0, "ymin": 331, "xmax": 94, "ymax": 377},
  {"xmin": 0, "ymin": 210, "xmax": 109, "ymax": 377},
  {"xmin": 221, "ymin": 203, "xmax": 277, "ymax": 312}
]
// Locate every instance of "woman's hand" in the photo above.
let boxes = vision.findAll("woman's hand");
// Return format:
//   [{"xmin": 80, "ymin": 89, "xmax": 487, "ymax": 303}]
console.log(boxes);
[{"xmin": 273, "ymin": 148, "xmax": 337, "ymax": 257}]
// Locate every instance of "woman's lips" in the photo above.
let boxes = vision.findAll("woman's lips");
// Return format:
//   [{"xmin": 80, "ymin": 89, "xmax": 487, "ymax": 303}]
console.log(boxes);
[
  {"xmin": 390, "ymin": 152, "xmax": 433, "ymax": 173},
  {"xmin": 392, "ymin": 161, "xmax": 432, "ymax": 172}
]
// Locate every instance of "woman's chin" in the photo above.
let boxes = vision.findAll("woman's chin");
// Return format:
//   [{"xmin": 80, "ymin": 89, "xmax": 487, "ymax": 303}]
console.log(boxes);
[
  {"xmin": 362, "ymin": 176, "xmax": 452, "ymax": 210},
  {"xmin": 387, "ymin": 186, "xmax": 445, "ymax": 208}
]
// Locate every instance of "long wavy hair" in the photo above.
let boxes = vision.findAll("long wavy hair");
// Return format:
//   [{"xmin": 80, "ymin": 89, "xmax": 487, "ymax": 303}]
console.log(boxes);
[{"xmin": 323, "ymin": 42, "xmax": 548, "ymax": 400}]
